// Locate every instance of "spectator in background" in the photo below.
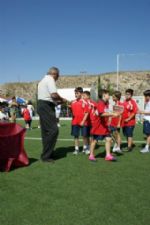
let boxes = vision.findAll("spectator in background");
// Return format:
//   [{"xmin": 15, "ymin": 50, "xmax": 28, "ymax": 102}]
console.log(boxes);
[
  {"xmin": 55, "ymin": 104, "xmax": 61, "ymax": 127},
  {"xmin": 0, "ymin": 106, "xmax": 9, "ymax": 121},
  {"xmin": 22, "ymin": 105, "xmax": 32, "ymax": 129},
  {"xmin": 9, "ymin": 96, "xmax": 18, "ymax": 123},
  {"xmin": 27, "ymin": 100, "xmax": 34, "ymax": 129}
]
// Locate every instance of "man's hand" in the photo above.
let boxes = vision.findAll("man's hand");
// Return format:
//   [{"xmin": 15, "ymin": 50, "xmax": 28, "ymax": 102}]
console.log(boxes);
[
  {"xmin": 66, "ymin": 100, "xmax": 72, "ymax": 108},
  {"xmin": 138, "ymin": 110, "xmax": 145, "ymax": 114},
  {"xmin": 62, "ymin": 98, "xmax": 67, "ymax": 103}
]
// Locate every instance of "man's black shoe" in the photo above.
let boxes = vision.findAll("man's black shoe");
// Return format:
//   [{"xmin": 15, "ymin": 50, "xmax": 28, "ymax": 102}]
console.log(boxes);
[{"xmin": 42, "ymin": 158, "xmax": 55, "ymax": 163}]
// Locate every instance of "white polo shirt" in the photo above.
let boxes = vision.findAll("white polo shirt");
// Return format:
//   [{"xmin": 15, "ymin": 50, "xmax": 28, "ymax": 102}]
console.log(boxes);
[
  {"xmin": 38, "ymin": 75, "xmax": 57, "ymax": 102},
  {"xmin": 143, "ymin": 101, "xmax": 150, "ymax": 122}
]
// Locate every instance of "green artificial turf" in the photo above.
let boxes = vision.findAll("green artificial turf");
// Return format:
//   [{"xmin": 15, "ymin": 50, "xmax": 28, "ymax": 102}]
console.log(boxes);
[{"xmin": 0, "ymin": 121, "xmax": 150, "ymax": 225}]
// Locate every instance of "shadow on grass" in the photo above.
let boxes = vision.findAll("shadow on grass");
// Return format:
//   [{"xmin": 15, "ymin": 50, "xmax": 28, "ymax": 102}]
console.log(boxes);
[
  {"xmin": 0, "ymin": 158, "xmax": 38, "ymax": 172},
  {"xmin": 29, "ymin": 157, "xmax": 39, "ymax": 165},
  {"xmin": 53, "ymin": 146, "xmax": 76, "ymax": 160},
  {"xmin": 10, "ymin": 157, "xmax": 39, "ymax": 172},
  {"xmin": 140, "ymin": 143, "xmax": 145, "ymax": 149},
  {"xmin": 121, "ymin": 143, "xmax": 128, "ymax": 149},
  {"xmin": 95, "ymin": 150, "xmax": 124, "ymax": 158},
  {"xmin": 95, "ymin": 151, "xmax": 106, "ymax": 158}
]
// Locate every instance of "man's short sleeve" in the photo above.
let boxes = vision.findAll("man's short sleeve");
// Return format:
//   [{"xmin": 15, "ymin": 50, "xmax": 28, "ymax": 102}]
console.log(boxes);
[{"xmin": 47, "ymin": 77, "xmax": 57, "ymax": 94}]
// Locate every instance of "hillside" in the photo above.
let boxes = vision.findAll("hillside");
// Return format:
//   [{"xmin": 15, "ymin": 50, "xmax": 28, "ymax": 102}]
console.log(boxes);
[{"xmin": 0, "ymin": 71, "xmax": 150, "ymax": 101}]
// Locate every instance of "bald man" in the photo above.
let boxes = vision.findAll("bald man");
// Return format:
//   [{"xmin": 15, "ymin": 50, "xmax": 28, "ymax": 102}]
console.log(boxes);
[{"xmin": 37, "ymin": 67, "xmax": 67, "ymax": 163}]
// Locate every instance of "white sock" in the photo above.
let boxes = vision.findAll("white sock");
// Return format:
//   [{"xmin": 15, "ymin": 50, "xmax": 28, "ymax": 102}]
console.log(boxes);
[
  {"xmin": 145, "ymin": 144, "xmax": 149, "ymax": 150},
  {"xmin": 113, "ymin": 143, "xmax": 117, "ymax": 149},
  {"xmin": 75, "ymin": 146, "xmax": 79, "ymax": 151},
  {"xmin": 83, "ymin": 145, "xmax": 87, "ymax": 150}
]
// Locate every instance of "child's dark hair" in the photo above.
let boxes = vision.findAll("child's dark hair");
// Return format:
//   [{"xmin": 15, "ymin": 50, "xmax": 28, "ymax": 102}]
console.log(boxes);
[
  {"xmin": 28, "ymin": 100, "xmax": 32, "ymax": 105},
  {"xmin": 22, "ymin": 104, "xmax": 27, "ymax": 108},
  {"xmin": 143, "ymin": 90, "xmax": 150, "ymax": 97},
  {"xmin": 125, "ymin": 89, "xmax": 134, "ymax": 96},
  {"xmin": 74, "ymin": 87, "xmax": 83, "ymax": 93},
  {"xmin": 83, "ymin": 91, "xmax": 90, "ymax": 97},
  {"xmin": 98, "ymin": 89, "xmax": 109, "ymax": 99},
  {"xmin": 113, "ymin": 91, "xmax": 121, "ymax": 100}
]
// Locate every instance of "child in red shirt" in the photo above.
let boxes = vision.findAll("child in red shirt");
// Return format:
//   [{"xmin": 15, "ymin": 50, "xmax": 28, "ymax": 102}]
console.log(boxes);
[
  {"xmin": 109, "ymin": 91, "xmax": 124, "ymax": 154},
  {"xmin": 82, "ymin": 91, "xmax": 94, "ymax": 153},
  {"xmin": 22, "ymin": 105, "xmax": 32, "ymax": 129},
  {"xmin": 71, "ymin": 87, "xmax": 90, "ymax": 155},
  {"xmin": 88, "ymin": 89, "xmax": 120, "ymax": 162},
  {"xmin": 123, "ymin": 89, "xmax": 138, "ymax": 152}
]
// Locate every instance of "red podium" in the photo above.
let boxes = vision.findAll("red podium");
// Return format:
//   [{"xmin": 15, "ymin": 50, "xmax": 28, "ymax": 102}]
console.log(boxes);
[{"xmin": 0, "ymin": 123, "xmax": 29, "ymax": 172}]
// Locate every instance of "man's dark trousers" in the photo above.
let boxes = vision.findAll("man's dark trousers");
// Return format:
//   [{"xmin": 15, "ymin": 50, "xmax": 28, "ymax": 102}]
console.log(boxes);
[{"xmin": 37, "ymin": 100, "xmax": 59, "ymax": 160}]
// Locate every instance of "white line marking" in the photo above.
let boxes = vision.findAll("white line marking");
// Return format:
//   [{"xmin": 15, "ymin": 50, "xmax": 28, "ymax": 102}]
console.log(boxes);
[{"xmin": 25, "ymin": 137, "xmax": 145, "ymax": 143}]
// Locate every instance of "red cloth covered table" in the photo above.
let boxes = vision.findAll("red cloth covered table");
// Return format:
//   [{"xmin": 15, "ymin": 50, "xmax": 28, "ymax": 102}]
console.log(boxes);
[{"xmin": 0, "ymin": 122, "xmax": 29, "ymax": 172}]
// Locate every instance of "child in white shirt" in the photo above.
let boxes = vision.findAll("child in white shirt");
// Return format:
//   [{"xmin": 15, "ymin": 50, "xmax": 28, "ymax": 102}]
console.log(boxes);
[{"xmin": 139, "ymin": 90, "xmax": 150, "ymax": 153}]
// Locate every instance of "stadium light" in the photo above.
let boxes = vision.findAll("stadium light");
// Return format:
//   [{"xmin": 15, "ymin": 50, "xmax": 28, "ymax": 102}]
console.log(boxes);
[{"xmin": 116, "ymin": 54, "xmax": 120, "ymax": 90}]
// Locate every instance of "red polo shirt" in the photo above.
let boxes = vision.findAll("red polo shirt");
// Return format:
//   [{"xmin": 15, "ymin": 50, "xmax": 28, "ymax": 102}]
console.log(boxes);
[
  {"xmin": 22, "ymin": 108, "xmax": 31, "ymax": 121},
  {"xmin": 71, "ymin": 98, "xmax": 89, "ymax": 126},
  {"xmin": 90, "ymin": 100, "xmax": 110, "ymax": 135},
  {"xmin": 123, "ymin": 99, "xmax": 138, "ymax": 127}
]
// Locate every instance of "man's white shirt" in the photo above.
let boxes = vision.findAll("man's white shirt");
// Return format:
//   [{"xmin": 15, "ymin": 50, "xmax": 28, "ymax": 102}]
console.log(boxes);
[{"xmin": 38, "ymin": 75, "xmax": 57, "ymax": 102}]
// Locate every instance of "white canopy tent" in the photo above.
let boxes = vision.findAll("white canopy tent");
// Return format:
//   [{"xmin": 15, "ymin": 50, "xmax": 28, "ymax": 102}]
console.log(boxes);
[
  {"xmin": 0, "ymin": 97, "xmax": 7, "ymax": 103},
  {"xmin": 57, "ymin": 88, "xmax": 91, "ymax": 101}
]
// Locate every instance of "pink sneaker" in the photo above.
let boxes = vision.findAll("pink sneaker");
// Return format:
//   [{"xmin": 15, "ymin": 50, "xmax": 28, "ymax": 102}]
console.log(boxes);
[
  {"xmin": 89, "ymin": 155, "xmax": 97, "ymax": 162},
  {"xmin": 105, "ymin": 154, "xmax": 116, "ymax": 161}
]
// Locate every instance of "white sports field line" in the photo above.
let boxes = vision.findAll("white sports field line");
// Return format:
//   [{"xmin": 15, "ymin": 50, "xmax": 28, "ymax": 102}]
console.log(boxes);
[{"xmin": 25, "ymin": 137, "xmax": 145, "ymax": 143}]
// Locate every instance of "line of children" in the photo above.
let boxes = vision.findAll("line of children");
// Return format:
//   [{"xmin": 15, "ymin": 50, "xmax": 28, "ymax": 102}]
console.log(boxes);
[{"xmin": 70, "ymin": 87, "xmax": 150, "ymax": 161}]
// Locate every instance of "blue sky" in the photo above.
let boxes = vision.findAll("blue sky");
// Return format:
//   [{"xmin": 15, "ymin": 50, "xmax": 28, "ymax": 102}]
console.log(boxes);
[{"xmin": 0, "ymin": 0, "xmax": 150, "ymax": 83}]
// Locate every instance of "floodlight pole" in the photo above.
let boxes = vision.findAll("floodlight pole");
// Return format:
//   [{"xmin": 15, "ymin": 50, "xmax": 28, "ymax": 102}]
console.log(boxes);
[{"xmin": 116, "ymin": 54, "xmax": 119, "ymax": 90}]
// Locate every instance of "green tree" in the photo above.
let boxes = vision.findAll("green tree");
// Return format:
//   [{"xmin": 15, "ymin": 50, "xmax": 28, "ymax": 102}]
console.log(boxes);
[
  {"xmin": 98, "ymin": 76, "xmax": 102, "ymax": 92},
  {"xmin": 106, "ymin": 82, "xmax": 114, "ymax": 95}
]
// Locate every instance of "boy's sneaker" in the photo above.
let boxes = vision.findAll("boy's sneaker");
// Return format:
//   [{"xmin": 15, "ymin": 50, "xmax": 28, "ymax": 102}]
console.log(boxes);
[
  {"xmin": 140, "ymin": 148, "xmax": 150, "ymax": 153},
  {"xmin": 82, "ymin": 149, "xmax": 86, "ymax": 153},
  {"xmin": 89, "ymin": 155, "xmax": 97, "ymax": 162},
  {"xmin": 73, "ymin": 150, "xmax": 79, "ymax": 155},
  {"xmin": 105, "ymin": 154, "xmax": 116, "ymax": 161},
  {"xmin": 112, "ymin": 147, "xmax": 123, "ymax": 154}
]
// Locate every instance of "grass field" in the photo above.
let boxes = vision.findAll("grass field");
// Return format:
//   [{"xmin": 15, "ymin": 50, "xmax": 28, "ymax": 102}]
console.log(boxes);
[{"xmin": 0, "ymin": 120, "xmax": 150, "ymax": 225}]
